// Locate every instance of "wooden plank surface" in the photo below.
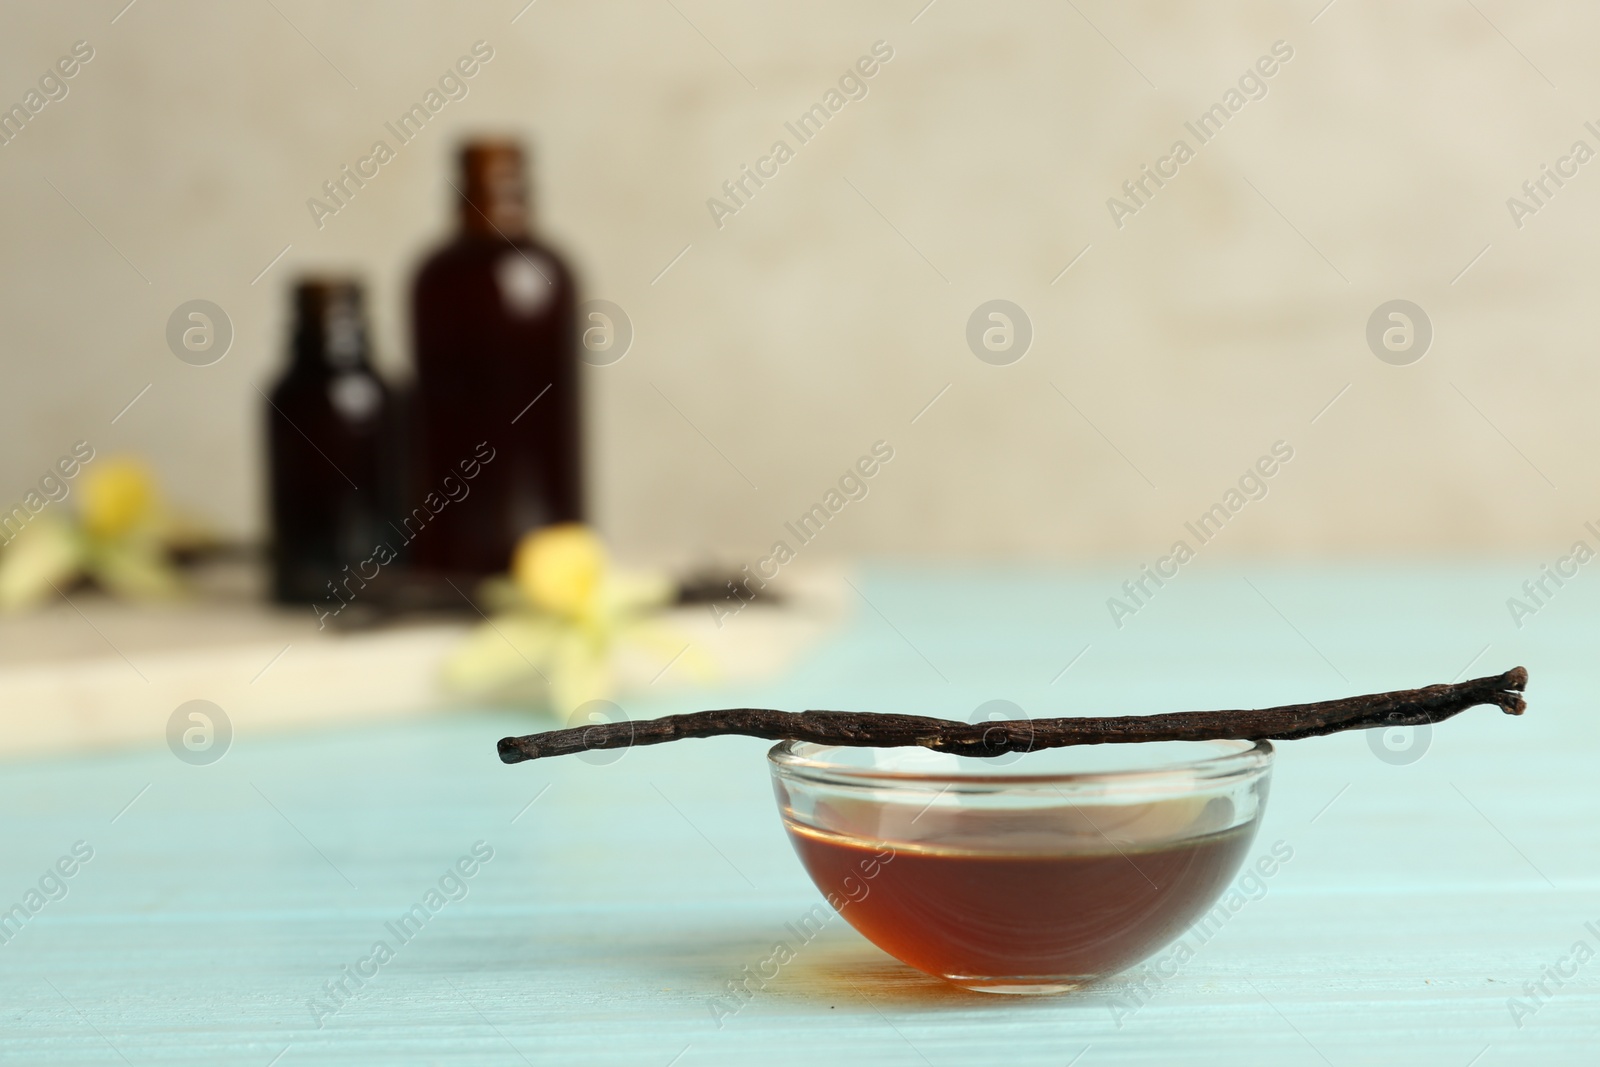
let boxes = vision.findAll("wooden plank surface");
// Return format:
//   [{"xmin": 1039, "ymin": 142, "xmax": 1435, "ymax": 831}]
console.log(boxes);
[{"xmin": 1, "ymin": 564, "xmax": 1596, "ymax": 1065}]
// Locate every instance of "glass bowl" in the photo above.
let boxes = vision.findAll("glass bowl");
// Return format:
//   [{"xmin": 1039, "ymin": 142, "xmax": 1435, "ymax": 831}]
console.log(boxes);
[{"xmin": 768, "ymin": 737, "xmax": 1273, "ymax": 994}]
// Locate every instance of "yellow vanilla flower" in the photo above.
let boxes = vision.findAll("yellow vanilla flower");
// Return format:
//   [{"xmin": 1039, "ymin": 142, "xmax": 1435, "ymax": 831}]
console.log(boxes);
[
  {"xmin": 512, "ymin": 523, "xmax": 605, "ymax": 619},
  {"xmin": 0, "ymin": 454, "xmax": 185, "ymax": 611},
  {"xmin": 444, "ymin": 523, "xmax": 702, "ymax": 717},
  {"xmin": 81, "ymin": 458, "xmax": 158, "ymax": 539}
]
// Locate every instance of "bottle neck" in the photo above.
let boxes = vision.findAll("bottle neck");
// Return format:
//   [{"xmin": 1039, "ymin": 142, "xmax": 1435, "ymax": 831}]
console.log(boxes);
[
  {"xmin": 458, "ymin": 143, "xmax": 532, "ymax": 238},
  {"xmin": 293, "ymin": 329, "xmax": 368, "ymax": 374},
  {"xmin": 292, "ymin": 285, "xmax": 371, "ymax": 374},
  {"xmin": 460, "ymin": 189, "xmax": 531, "ymax": 238}
]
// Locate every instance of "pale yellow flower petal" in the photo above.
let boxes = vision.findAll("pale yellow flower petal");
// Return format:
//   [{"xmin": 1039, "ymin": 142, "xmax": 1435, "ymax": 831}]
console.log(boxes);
[
  {"xmin": 0, "ymin": 518, "xmax": 83, "ymax": 611},
  {"xmin": 546, "ymin": 629, "xmax": 615, "ymax": 715},
  {"xmin": 600, "ymin": 569, "xmax": 675, "ymax": 616},
  {"xmin": 89, "ymin": 539, "xmax": 182, "ymax": 601},
  {"xmin": 440, "ymin": 615, "xmax": 561, "ymax": 702}
]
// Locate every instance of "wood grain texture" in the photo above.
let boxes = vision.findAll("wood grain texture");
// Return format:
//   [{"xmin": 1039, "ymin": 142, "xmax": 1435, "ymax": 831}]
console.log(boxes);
[{"xmin": 0, "ymin": 565, "xmax": 1595, "ymax": 1065}]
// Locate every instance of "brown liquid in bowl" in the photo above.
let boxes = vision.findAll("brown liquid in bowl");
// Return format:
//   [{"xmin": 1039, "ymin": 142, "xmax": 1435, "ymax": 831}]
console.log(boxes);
[{"xmin": 786, "ymin": 821, "xmax": 1256, "ymax": 984}]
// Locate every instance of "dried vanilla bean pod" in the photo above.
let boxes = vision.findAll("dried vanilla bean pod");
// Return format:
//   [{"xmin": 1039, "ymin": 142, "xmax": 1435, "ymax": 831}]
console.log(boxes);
[{"xmin": 496, "ymin": 667, "xmax": 1527, "ymax": 764}]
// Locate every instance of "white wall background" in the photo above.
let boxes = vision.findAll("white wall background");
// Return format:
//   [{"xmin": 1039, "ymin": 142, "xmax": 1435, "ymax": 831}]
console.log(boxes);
[{"xmin": 0, "ymin": 0, "xmax": 1593, "ymax": 568}]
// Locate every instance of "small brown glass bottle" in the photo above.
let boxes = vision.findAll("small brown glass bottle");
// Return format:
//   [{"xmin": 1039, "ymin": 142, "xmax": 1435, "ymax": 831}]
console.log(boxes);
[
  {"xmin": 409, "ymin": 139, "xmax": 583, "ymax": 579},
  {"xmin": 266, "ymin": 280, "xmax": 397, "ymax": 613}
]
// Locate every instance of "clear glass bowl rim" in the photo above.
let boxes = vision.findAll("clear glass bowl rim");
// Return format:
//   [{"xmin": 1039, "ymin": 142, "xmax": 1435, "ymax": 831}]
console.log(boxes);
[{"xmin": 767, "ymin": 737, "xmax": 1274, "ymax": 791}]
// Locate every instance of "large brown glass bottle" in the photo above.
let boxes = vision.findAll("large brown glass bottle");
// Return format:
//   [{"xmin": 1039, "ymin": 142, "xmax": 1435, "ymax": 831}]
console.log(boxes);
[
  {"xmin": 409, "ymin": 140, "xmax": 582, "ymax": 579},
  {"xmin": 266, "ymin": 280, "xmax": 397, "ymax": 609}
]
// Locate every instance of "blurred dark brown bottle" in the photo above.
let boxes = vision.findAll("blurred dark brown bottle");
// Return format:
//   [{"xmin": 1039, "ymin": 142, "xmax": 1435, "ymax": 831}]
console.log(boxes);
[
  {"xmin": 266, "ymin": 279, "xmax": 397, "ymax": 609},
  {"xmin": 409, "ymin": 140, "xmax": 582, "ymax": 579}
]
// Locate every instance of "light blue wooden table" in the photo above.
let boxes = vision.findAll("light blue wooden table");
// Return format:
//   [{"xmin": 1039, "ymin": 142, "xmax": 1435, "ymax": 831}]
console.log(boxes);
[{"xmin": 3, "ymin": 565, "xmax": 1596, "ymax": 1065}]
